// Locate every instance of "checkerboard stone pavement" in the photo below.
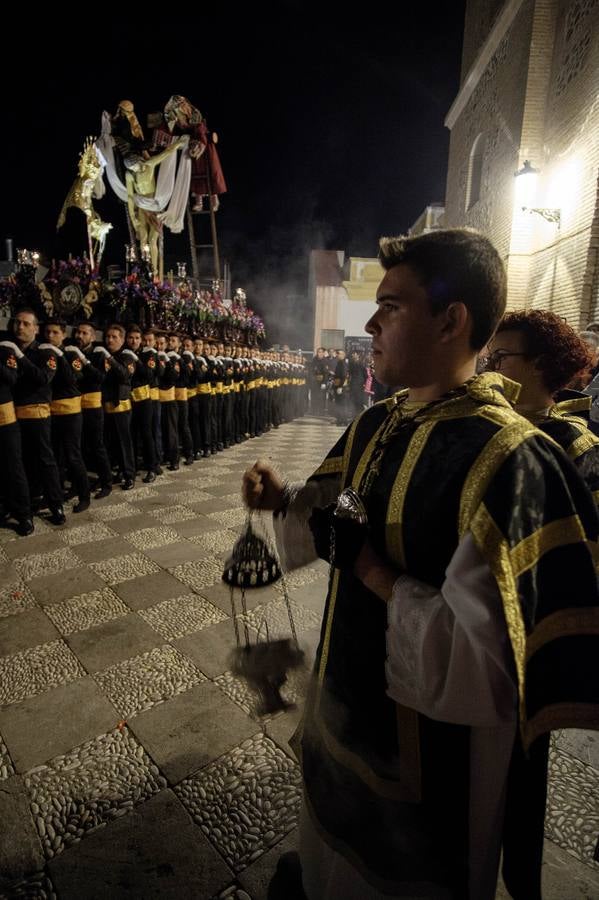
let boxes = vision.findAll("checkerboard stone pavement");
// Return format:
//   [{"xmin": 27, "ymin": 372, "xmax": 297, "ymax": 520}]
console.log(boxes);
[{"xmin": 0, "ymin": 418, "xmax": 597, "ymax": 899}]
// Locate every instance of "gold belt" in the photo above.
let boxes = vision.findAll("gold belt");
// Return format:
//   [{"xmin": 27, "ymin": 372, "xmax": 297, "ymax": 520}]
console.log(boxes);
[
  {"xmin": 81, "ymin": 391, "xmax": 102, "ymax": 409},
  {"xmin": 198, "ymin": 383, "xmax": 211, "ymax": 395},
  {"xmin": 150, "ymin": 387, "xmax": 160, "ymax": 401},
  {"xmin": 16, "ymin": 403, "xmax": 51, "ymax": 420},
  {"xmin": 50, "ymin": 396, "xmax": 82, "ymax": 415},
  {"xmin": 175, "ymin": 387, "xmax": 188, "ymax": 402},
  {"xmin": 0, "ymin": 400, "xmax": 16, "ymax": 426},
  {"xmin": 187, "ymin": 386, "xmax": 198, "ymax": 398},
  {"xmin": 131, "ymin": 385, "xmax": 151, "ymax": 402},
  {"xmin": 104, "ymin": 400, "xmax": 132, "ymax": 414},
  {"xmin": 159, "ymin": 388, "xmax": 176, "ymax": 402}
]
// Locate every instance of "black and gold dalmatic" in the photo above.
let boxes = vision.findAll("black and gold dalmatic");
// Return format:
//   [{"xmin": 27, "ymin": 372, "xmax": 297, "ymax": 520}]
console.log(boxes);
[{"xmin": 295, "ymin": 372, "xmax": 599, "ymax": 896}]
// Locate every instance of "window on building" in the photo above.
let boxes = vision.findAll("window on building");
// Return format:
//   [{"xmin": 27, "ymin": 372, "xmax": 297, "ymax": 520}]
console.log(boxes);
[
  {"xmin": 466, "ymin": 133, "xmax": 485, "ymax": 211},
  {"xmin": 321, "ymin": 328, "xmax": 345, "ymax": 350}
]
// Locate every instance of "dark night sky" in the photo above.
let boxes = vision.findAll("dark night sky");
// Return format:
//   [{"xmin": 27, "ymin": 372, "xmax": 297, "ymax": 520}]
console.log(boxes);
[{"xmin": 3, "ymin": 4, "xmax": 465, "ymax": 345}]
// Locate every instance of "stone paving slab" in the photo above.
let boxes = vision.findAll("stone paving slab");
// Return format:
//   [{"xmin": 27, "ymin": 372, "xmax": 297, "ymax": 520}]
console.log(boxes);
[
  {"xmin": 64, "ymin": 612, "xmax": 162, "ymax": 672},
  {"xmin": 47, "ymin": 789, "xmax": 233, "ymax": 899}
]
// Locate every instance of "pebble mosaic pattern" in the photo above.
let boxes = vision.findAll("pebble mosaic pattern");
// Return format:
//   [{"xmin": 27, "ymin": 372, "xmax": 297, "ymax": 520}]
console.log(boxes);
[
  {"xmin": 94, "ymin": 645, "xmax": 207, "ymax": 718},
  {"xmin": 215, "ymin": 667, "xmax": 306, "ymax": 720},
  {"xmin": 175, "ymin": 734, "xmax": 302, "ymax": 871},
  {"xmin": 170, "ymin": 557, "xmax": 224, "ymax": 592},
  {"xmin": 242, "ymin": 598, "xmax": 321, "ymax": 639},
  {"xmin": 187, "ymin": 529, "xmax": 238, "ymax": 555},
  {"xmin": 89, "ymin": 553, "xmax": 160, "ymax": 585},
  {"xmin": 0, "ymin": 640, "xmax": 85, "ymax": 706},
  {"xmin": 139, "ymin": 594, "xmax": 228, "ymax": 640},
  {"xmin": 1, "ymin": 732, "xmax": 15, "ymax": 780},
  {"xmin": 59, "ymin": 522, "xmax": 118, "ymax": 546},
  {"xmin": 26, "ymin": 727, "xmax": 167, "ymax": 860},
  {"xmin": 171, "ymin": 489, "xmax": 214, "ymax": 505},
  {"xmin": 91, "ymin": 502, "xmax": 141, "ymax": 522},
  {"xmin": 0, "ymin": 580, "xmax": 36, "ymax": 619},
  {"xmin": 149, "ymin": 504, "xmax": 197, "ymax": 524},
  {"xmin": 0, "ymin": 871, "xmax": 57, "ymax": 899},
  {"xmin": 125, "ymin": 526, "xmax": 181, "ymax": 551},
  {"xmin": 208, "ymin": 509, "xmax": 249, "ymax": 528},
  {"xmin": 546, "ymin": 745, "xmax": 599, "ymax": 869},
  {"xmin": 13, "ymin": 548, "xmax": 81, "ymax": 582},
  {"xmin": 44, "ymin": 588, "xmax": 130, "ymax": 635}
]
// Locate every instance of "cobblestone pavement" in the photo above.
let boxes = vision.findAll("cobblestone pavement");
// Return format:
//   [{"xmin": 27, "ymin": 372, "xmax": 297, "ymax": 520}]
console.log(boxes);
[{"xmin": 0, "ymin": 418, "xmax": 597, "ymax": 899}]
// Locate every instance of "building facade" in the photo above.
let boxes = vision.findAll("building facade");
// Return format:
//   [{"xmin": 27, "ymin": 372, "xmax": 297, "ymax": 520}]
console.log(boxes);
[{"xmin": 444, "ymin": 0, "xmax": 599, "ymax": 325}]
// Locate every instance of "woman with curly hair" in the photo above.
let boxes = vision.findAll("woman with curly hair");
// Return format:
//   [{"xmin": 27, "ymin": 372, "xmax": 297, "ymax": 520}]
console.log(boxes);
[{"xmin": 487, "ymin": 309, "xmax": 599, "ymax": 498}]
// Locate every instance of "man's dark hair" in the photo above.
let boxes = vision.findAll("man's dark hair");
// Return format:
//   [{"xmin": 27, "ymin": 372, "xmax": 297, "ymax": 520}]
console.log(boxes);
[
  {"xmin": 14, "ymin": 307, "xmax": 39, "ymax": 324},
  {"xmin": 106, "ymin": 323, "xmax": 126, "ymax": 338},
  {"xmin": 378, "ymin": 228, "xmax": 507, "ymax": 350},
  {"xmin": 45, "ymin": 319, "xmax": 67, "ymax": 330},
  {"xmin": 126, "ymin": 324, "xmax": 142, "ymax": 335}
]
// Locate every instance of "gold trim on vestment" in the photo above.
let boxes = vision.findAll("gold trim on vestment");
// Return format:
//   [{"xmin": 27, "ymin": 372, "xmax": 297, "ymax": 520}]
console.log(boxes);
[
  {"xmin": 459, "ymin": 418, "xmax": 539, "ymax": 537},
  {"xmin": 567, "ymin": 432, "xmax": 599, "ymax": 461},
  {"xmin": 552, "ymin": 397, "xmax": 591, "ymax": 416},
  {"xmin": 311, "ymin": 456, "xmax": 344, "ymax": 478},
  {"xmin": 317, "ymin": 568, "xmax": 340, "ymax": 690},
  {"xmin": 15, "ymin": 403, "xmax": 51, "ymax": 420},
  {"xmin": 385, "ymin": 421, "xmax": 437, "ymax": 569},
  {"xmin": 525, "ymin": 606, "xmax": 599, "ymax": 660},
  {"xmin": 524, "ymin": 702, "xmax": 599, "ymax": 750},
  {"xmin": 470, "ymin": 503, "xmax": 527, "ymax": 725},
  {"xmin": 510, "ymin": 515, "xmax": 588, "ymax": 578}
]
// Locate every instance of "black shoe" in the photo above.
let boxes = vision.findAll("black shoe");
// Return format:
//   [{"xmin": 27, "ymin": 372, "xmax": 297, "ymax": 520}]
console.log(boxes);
[
  {"xmin": 49, "ymin": 507, "xmax": 66, "ymax": 526},
  {"xmin": 202, "ymin": 449, "xmax": 211, "ymax": 457},
  {"xmin": 167, "ymin": 463, "xmax": 179, "ymax": 471},
  {"xmin": 94, "ymin": 485, "xmax": 112, "ymax": 500},
  {"xmin": 193, "ymin": 450, "xmax": 203, "ymax": 460},
  {"xmin": 63, "ymin": 487, "xmax": 77, "ymax": 501},
  {"xmin": 184, "ymin": 457, "xmax": 194, "ymax": 466},
  {"xmin": 121, "ymin": 478, "xmax": 135, "ymax": 491},
  {"xmin": 154, "ymin": 465, "xmax": 163, "ymax": 476},
  {"xmin": 16, "ymin": 518, "xmax": 34, "ymax": 537},
  {"xmin": 267, "ymin": 851, "xmax": 306, "ymax": 900},
  {"xmin": 217, "ymin": 442, "xmax": 224, "ymax": 452},
  {"xmin": 143, "ymin": 471, "xmax": 156, "ymax": 484},
  {"xmin": 73, "ymin": 498, "xmax": 90, "ymax": 514}
]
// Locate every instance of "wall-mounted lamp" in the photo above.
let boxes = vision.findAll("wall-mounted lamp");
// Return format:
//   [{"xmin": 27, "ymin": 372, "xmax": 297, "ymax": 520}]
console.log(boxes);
[{"xmin": 514, "ymin": 160, "xmax": 561, "ymax": 225}]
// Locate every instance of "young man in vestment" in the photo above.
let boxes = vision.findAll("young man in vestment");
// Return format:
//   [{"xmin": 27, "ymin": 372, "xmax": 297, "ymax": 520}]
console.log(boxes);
[{"xmin": 242, "ymin": 229, "xmax": 599, "ymax": 900}]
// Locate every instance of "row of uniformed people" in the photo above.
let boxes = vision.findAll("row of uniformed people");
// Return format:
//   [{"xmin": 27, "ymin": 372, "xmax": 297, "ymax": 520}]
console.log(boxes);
[{"xmin": 0, "ymin": 309, "xmax": 307, "ymax": 536}]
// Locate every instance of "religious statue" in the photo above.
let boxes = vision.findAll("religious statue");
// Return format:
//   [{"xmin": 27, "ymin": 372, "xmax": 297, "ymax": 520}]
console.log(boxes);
[{"xmin": 57, "ymin": 138, "xmax": 113, "ymax": 270}]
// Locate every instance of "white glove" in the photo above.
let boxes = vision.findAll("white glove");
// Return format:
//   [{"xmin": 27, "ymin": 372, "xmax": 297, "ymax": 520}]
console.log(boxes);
[
  {"xmin": 321, "ymin": 383, "xmax": 326, "ymax": 390},
  {"xmin": 0, "ymin": 340, "xmax": 23, "ymax": 358},
  {"xmin": 182, "ymin": 350, "xmax": 194, "ymax": 358},
  {"xmin": 167, "ymin": 351, "xmax": 181, "ymax": 360},
  {"xmin": 158, "ymin": 351, "xmax": 168, "ymax": 360},
  {"xmin": 141, "ymin": 347, "xmax": 155, "ymax": 354},
  {"xmin": 39, "ymin": 343, "xmax": 64, "ymax": 357},
  {"xmin": 336, "ymin": 388, "xmax": 343, "ymax": 395},
  {"xmin": 64, "ymin": 345, "xmax": 88, "ymax": 363},
  {"xmin": 122, "ymin": 349, "xmax": 139, "ymax": 362},
  {"xmin": 93, "ymin": 346, "xmax": 111, "ymax": 358}
]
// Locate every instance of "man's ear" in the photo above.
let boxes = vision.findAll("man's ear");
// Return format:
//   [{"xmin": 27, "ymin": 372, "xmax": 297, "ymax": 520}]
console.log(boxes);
[{"xmin": 439, "ymin": 302, "xmax": 469, "ymax": 343}]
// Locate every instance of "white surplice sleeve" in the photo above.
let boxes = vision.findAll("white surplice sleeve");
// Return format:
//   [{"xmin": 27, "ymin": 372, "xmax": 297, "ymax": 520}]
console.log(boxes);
[
  {"xmin": 385, "ymin": 532, "xmax": 518, "ymax": 726},
  {"xmin": 272, "ymin": 476, "xmax": 341, "ymax": 571}
]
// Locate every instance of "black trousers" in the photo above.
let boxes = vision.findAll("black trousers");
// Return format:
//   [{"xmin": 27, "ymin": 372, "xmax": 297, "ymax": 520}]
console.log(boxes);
[
  {"xmin": 233, "ymin": 389, "xmax": 242, "ymax": 441},
  {"xmin": 248, "ymin": 390, "xmax": 256, "ymax": 437},
  {"xmin": 214, "ymin": 393, "xmax": 223, "ymax": 448},
  {"xmin": 241, "ymin": 389, "xmax": 250, "ymax": 437},
  {"xmin": 131, "ymin": 399, "xmax": 156, "ymax": 473},
  {"xmin": 197, "ymin": 393, "xmax": 212, "ymax": 451},
  {"xmin": 188, "ymin": 394, "xmax": 202, "ymax": 454},
  {"xmin": 0, "ymin": 421, "xmax": 30, "ymax": 520},
  {"xmin": 223, "ymin": 392, "xmax": 234, "ymax": 446},
  {"xmin": 18, "ymin": 416, "xmax": 63, "ymax": 510},
  {"xmin": 51, "ymin": 412, "xmax": 90, "ymax": 502},
  {"xmin": 151, "ymin": 400, "xmax": 162, "ymax": 466},
  {"xmin": 82, "ymin": 408, "xmax": 113, "ymax": 488},
  {"xmin": 161, "ymin": 401, "xmax": 179, "ymax": 466},
  {"xmin": 104, "ymin": 409, "xmax": 135, "ymax": 480},
  {"xmin": 176, "ymin": 400, "xmax": 193, "ymax": 459}
]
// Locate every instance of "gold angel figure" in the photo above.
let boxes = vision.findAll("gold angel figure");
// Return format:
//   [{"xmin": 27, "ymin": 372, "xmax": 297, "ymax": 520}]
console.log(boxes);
[{"xmin": 57, "ymin": 137, "xmax": 112, "ymax": 270}]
